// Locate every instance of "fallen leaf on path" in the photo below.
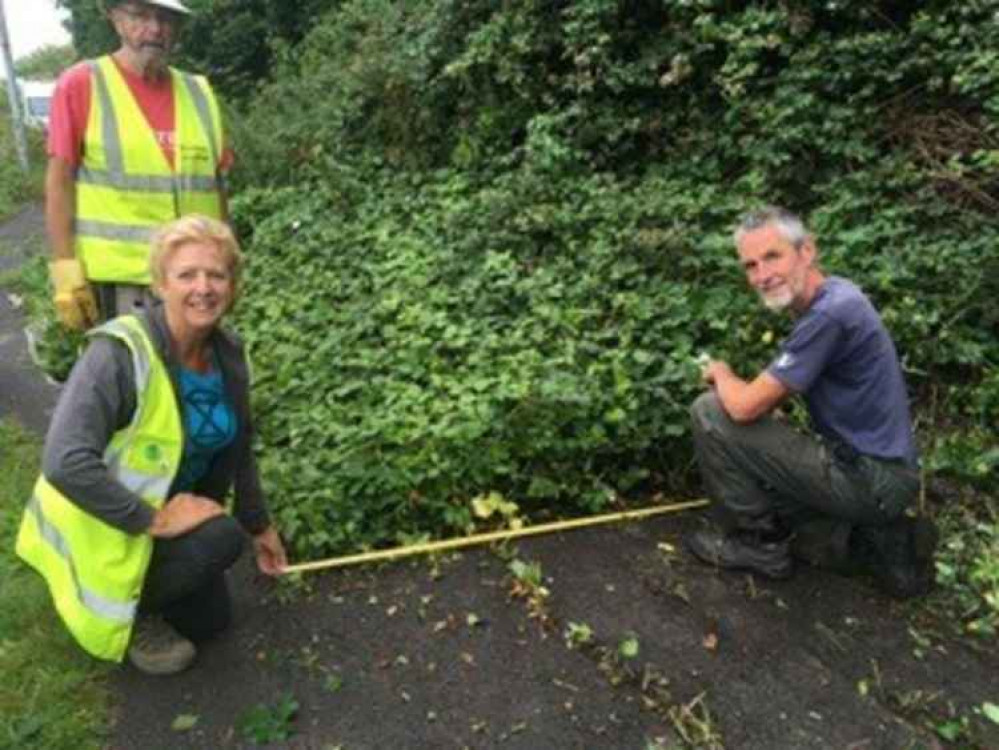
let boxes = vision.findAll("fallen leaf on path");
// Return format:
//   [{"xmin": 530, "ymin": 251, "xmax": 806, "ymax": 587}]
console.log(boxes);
[
  {"xmin": 671, "ymin": 581, "xmax": 691, "ymax": 603},
  {"xmin": 171, "ymin": 714, "xmax": 199, "ymax": 732}
]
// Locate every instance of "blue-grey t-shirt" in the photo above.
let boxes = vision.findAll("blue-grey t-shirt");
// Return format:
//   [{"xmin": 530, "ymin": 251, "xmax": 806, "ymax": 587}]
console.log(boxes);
[
  {"xmin": 171, "ymin": 365, "xmax": 238, "ymax": 493},
  {"xmin": 766, "ymin": 276, "xmax": 918, "ymax": 466}
]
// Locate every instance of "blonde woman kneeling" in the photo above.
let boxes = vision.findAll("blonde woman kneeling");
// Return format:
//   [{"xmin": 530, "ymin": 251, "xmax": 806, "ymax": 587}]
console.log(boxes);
[{"xmin": 18, "ymin": 215, "xmax": 286, "ymax": 675}]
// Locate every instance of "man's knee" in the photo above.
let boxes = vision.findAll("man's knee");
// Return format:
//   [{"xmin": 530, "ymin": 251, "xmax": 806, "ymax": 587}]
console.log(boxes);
[{"xmin": 690, "ymin": 391, "xmax": 728, "ymax": 432}]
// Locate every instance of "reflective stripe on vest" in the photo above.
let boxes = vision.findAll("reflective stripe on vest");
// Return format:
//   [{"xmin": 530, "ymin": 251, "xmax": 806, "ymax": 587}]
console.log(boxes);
[
  {"xmin": 76, "ymin": 170, "xmax": 219, "ymax": 193},
  {"xmin": 76, "ymin": 56, "xmax": 224, "ymax": 285},
  {"xmin": 15, "ymin": 316, "xmax": 183, "ymax": 661},
  {"xmin": 23, "ymin": 495, "xmax": 136, "ymax": 625}
]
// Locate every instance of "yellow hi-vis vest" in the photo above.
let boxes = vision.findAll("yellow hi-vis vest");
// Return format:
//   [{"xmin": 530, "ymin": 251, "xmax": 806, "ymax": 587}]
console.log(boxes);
[
  {"xmin": 76, "ymin": 55, "xmax": 224, "ymax": 285},
  {"xmin": 16, "ymin": 316, "xmax": 183, "ymax": 662}
]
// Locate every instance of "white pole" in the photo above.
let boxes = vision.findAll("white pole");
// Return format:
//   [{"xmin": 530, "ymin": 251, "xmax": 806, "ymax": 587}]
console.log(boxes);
[{"xmin": 0, "ymin": 0, "xmax": 30, "ymax": 172}]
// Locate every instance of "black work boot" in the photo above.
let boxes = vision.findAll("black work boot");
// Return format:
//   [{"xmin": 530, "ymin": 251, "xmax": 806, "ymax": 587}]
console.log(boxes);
[
  {"xmin": 790, "ymin": 518, "xmax": 858, "ymax": 575},
  {"xmin": 854, "ymin": 516, "xmax": 938, "ymax": 599},
  {"xmin": 685, "ymin": 527, "xmax": 793, "ymax": 580}
]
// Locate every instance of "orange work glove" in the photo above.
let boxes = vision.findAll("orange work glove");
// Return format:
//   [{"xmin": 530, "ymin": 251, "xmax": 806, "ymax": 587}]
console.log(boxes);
[{"xmin": 49, "ymin": 258, "xmax": 99, "ymax": 331}]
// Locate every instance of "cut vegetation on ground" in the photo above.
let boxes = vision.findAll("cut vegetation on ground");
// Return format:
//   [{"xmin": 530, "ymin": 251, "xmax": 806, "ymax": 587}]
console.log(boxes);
[{"xmin": 1, "ymin": 0, "xmax": 997, "ymax": 747}]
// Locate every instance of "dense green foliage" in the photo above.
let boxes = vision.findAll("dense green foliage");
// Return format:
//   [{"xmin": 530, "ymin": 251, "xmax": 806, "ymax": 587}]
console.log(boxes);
[
  {"xmin": 56, "ymin": 0, "xmax": 339, "ymax": 100},
  {"xmin": 224, "ymin": 0, "xmax": 998, "ymax": 560},
  {"xmin": 55, "ymin": 0, "xmax": 116, "ymax": 59},
  {"xmin": 935, "ymin": 495, "xmax": 999, "ymax": 638},
  {"xmin": 0, "ymin": 104, "xmax": 45, "ymax": 220},
  {"xmin": 233, "ymin": 169, "xmax": 750, "ymax": 552},
  {"xmin": 15, "ymin": 43, "xmax": 77, "ymax": 80}
]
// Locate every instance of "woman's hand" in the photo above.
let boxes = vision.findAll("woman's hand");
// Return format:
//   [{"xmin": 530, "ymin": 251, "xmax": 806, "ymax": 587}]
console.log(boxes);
[
  {"xmin": 148, "ymin": 493, "xmax": 225, "ymax": 538},
  {"xmin": 252, "ymin": 525, "xmax": 288, "ymax": 577}
]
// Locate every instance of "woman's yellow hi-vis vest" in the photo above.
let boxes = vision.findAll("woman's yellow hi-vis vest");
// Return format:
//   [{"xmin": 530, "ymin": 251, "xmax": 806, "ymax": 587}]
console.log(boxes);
[
  {"xmin": 16, "ymin": 316, "xmax": 183, "ymax": 662},
  {"xmin": 76, "ymin": 55, "xmax": 224, "ymax": 285}
]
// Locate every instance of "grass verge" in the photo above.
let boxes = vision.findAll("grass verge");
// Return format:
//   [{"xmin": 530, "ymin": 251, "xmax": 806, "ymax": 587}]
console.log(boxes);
[
  {"xmin": 0, "ymin": 418, "xmax": 112, "ymax": 749},
  {"xmin": 0, "ymin": 116, "xmax": 45, "ymax": 221}
]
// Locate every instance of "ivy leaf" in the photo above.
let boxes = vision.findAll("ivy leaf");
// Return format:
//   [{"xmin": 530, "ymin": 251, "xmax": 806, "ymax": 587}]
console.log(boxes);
[
  {"xmin": 471, "ymin": 495, "xmax": 496, "ymax": 519},
  {"xmin": 983, "ymin": 702, "xmax": 999, "ymax": 725},
  {"xmin": 618, "ymin": 635, "xmax": 640, "ymax": 660},
  {"xmin": 935, "ymin": 720, "xmax": 963, "ymax": 741},
  {"xmin": 171, "ymin": 714, "xmax": 199, "ymax": 732}
]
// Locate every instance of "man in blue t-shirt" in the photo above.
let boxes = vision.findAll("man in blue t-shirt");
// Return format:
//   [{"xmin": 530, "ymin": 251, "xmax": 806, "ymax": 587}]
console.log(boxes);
[{"xmin": 686, "ymin": 206, "xmax": 936, "ymax": 599}]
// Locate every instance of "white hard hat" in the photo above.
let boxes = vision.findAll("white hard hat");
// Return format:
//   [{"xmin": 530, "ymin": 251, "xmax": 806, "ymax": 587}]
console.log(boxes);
[
  {"xmin": 142, "ymin": 0, "xmax": 191, "ymax": 13},
  {"xmin": 100, "ymin": 0, "xmax": 191, "ymax": 15}
]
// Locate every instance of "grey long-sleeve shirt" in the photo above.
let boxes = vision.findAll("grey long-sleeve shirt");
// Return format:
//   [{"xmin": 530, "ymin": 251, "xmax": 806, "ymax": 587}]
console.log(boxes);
[{"xmin": 42, "ymin": 304, "xmax": 272, "ymax": 536}]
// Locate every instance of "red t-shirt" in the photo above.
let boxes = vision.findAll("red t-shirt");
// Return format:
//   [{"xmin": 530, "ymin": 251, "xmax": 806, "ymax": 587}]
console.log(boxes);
[{"xmin": 47, "ymin": 57, "xmax": 232, "ymax": 171}]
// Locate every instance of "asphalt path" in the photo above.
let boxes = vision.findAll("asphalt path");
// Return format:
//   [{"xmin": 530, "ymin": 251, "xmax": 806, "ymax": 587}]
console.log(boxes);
[{"xmin": 0, "ymin": 202, "xmax": 60, "ymax": 435}]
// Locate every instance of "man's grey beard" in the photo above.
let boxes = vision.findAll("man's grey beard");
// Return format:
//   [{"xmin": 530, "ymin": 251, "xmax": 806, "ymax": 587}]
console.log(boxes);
[{"xmin": 760, "ymin": 289, "xmax": 793, "ymax": 312}]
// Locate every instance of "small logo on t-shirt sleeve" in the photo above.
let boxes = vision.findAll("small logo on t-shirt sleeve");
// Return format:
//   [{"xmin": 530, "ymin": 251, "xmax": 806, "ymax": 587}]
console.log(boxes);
[{"xmin": 775, "ymin": 352, "xmax": 795, "ymax": 370}]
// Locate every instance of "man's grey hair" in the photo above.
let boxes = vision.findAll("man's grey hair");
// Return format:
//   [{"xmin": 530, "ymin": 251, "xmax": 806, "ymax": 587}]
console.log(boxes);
[{"xmin": 733, "ymin": 206, "xmax": 811, "ymax": 249}]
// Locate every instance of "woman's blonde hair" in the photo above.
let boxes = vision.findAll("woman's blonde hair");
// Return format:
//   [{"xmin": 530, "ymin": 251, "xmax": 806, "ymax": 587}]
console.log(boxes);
[{"xmin": 149, "ymin": 214, "xmax": 244, "ymax": 304}]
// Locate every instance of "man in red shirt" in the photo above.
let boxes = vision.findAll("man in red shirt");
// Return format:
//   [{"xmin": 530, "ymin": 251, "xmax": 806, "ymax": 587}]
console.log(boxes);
[{"xmin": 47, "ymin": 0, "xmax": 231, "ymax": 330}]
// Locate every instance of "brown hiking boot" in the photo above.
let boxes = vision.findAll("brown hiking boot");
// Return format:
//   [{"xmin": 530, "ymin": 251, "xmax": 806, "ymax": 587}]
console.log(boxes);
[
  {"xmin": 685, "ymin": 527, "xmax": 793, "ymax": 580},
  {"xmin": 128, "ymin": 615, "xmax": 196, "ymax": 676}
]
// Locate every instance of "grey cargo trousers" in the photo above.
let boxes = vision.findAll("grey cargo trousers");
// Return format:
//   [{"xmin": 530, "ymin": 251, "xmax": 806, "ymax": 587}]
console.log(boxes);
[{"xmin": 690, "ymin": 392, "xmax": 920, "ymax": 535}]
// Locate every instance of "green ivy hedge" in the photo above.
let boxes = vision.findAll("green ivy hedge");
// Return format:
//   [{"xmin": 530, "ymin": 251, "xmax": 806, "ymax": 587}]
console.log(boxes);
[
  {"xmin": 232, "ymin": 159, "xmax": 996, "ymax": 558},
  {"xmin": 37, "ymin": 0, "xmax": 994, "ymax": 560},
  {"xmin": 221, "ymin": 0, "xmax": 998, "ymax": 558},
  {"xmin": 233, "ymin": 168, "xmax": 740, "ymax": 554}
]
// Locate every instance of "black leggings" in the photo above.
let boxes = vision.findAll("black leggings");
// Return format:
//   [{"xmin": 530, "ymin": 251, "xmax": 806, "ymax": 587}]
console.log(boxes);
[{"xmin": 139, "ymin": 515, "xmax": 246, "ymax": 643}]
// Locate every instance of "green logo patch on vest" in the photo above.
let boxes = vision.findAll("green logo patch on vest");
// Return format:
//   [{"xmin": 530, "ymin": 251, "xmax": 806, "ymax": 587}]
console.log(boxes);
[{"xmin": 130, "ymin": 437, "xmax": 175, "ymax": 475}]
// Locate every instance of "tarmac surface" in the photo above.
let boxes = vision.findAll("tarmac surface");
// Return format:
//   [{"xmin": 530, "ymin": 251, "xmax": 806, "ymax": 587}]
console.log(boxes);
[
  {"xmin": 2, "ymin": 205, "xmax": 997, "ymax": 750},
  {"xmin": 0, "ymin": 203, "xmax": 60, "ymax": 434},
  {"xmin": 105, "ymin": 520, "xmax": 999, "ymax": 750}
]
